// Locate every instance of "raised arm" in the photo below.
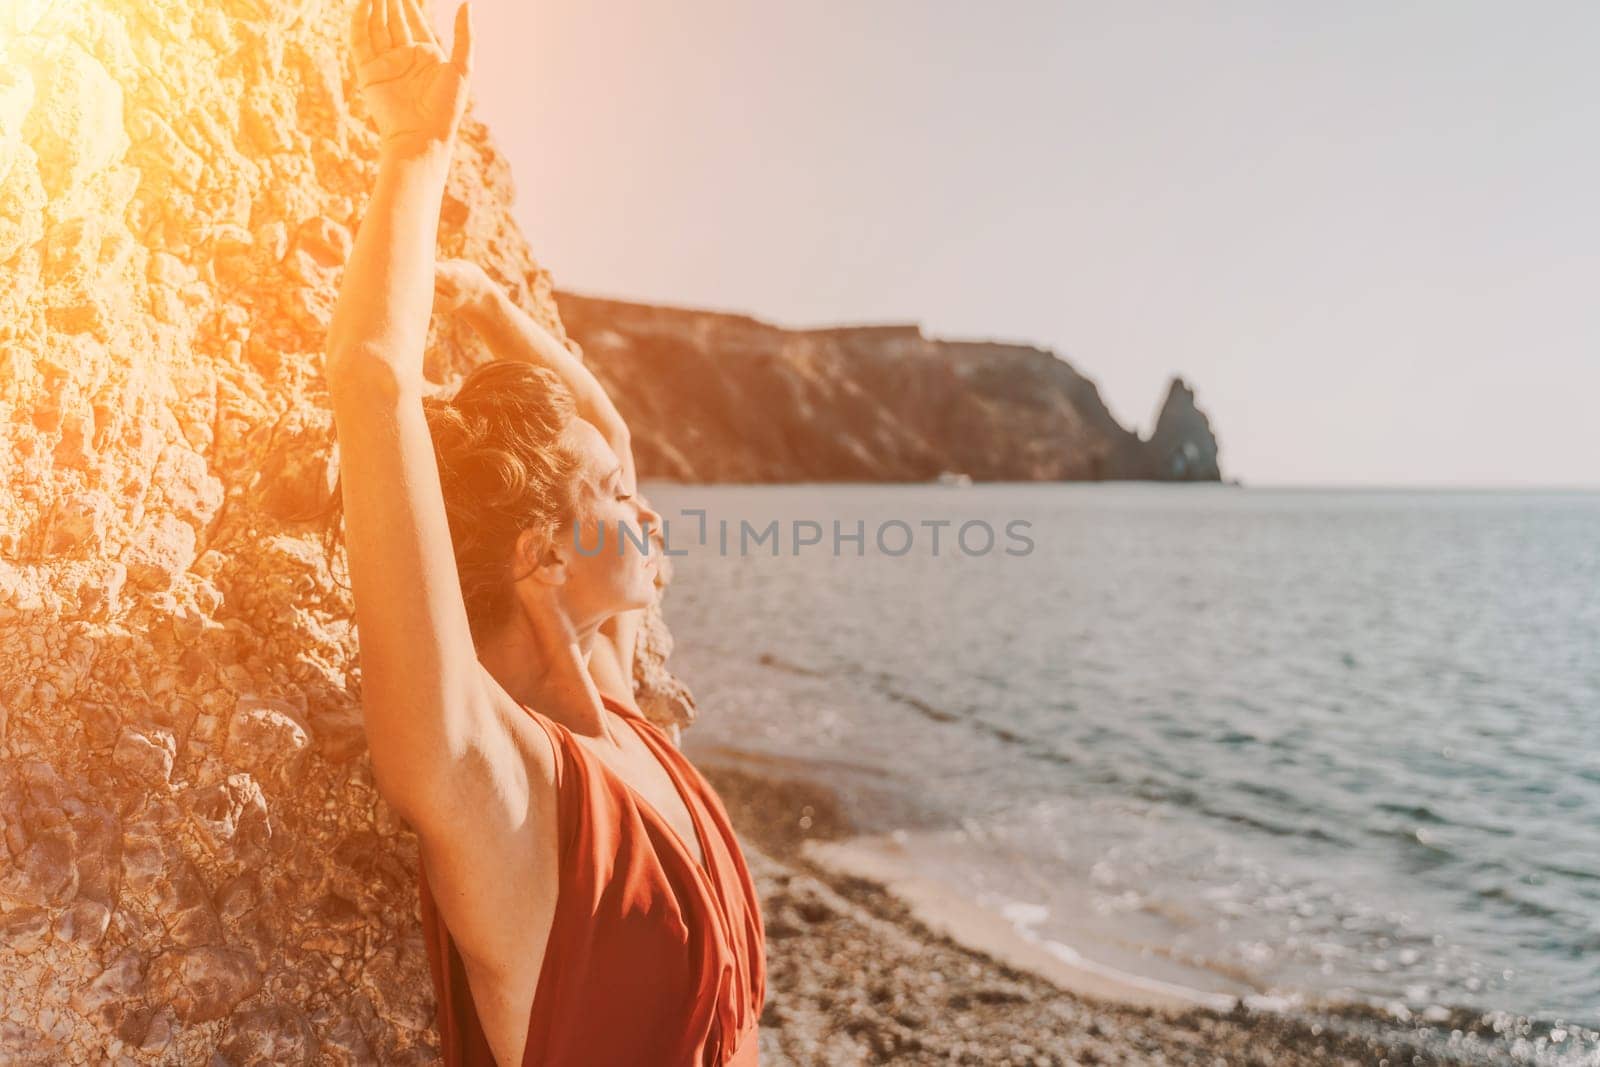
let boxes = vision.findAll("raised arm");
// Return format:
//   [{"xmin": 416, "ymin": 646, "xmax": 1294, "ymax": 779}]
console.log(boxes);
[
  {"xmin": 435, "ymin": 260, "xmax": 636, "ymax": 492},
  {"xmin": 324, "ymin": 0, "xmax": 509, "ymax": 821},
  {"xmin": 435, "ymin": 261, "xmax": 652, "ymax": 705}
]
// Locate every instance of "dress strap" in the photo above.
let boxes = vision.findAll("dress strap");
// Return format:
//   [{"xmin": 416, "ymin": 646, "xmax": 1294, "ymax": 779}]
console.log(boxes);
[
  {"xmin": 522, "ymin": 705, "xmax": 567, "ymax": 792},
  {"xmin": 521, "ymin": 691, "xmax": 637, "ymax": 789},
  {"xmin": 596, "ymin": 690, "xmax": 642, "ymax": 720}
]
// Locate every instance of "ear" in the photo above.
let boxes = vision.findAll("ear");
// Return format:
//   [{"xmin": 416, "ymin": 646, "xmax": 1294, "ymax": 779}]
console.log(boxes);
[{"xmin": 512, "ymin": 526, "xmax": 567, "ymax": 587}]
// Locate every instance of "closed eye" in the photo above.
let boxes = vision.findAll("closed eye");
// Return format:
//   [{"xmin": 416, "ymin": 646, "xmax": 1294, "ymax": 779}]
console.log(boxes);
[{"xmin": 605, "ymin": 465, "xmax": 630, "ymax": 501}]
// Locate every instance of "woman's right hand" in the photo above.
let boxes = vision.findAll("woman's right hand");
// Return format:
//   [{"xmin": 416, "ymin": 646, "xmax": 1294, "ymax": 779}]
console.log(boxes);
[
  {"xmin": 433, "ymin": 258, "xmax": 495, "ymax": 314},
  {"xmin": 351, "ymin": 0, "xmax": 474, "ymax": 156}
]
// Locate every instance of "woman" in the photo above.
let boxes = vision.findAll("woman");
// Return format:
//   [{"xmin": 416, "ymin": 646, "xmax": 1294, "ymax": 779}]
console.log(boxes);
[
  {"xmin": 428, "ymin": 257, "xmax": 664, "ymax": 736},
  {"xmin": 325, "ymin": 2, "xmax": 766, "ymax": 1063}
]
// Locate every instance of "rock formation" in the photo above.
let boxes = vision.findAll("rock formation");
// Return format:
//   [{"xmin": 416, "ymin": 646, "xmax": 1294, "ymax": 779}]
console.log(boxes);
[
  {"xmin": 1146, "ymin": 377, "xmax": 1222, "ymax": 482},
  {"xmin": 0, "ymin": 2, "xmax": 690, "ymax": 1062},
  {"xmin": 555, "ymin": 293, "xmax": 1224, "ymax": 484}
]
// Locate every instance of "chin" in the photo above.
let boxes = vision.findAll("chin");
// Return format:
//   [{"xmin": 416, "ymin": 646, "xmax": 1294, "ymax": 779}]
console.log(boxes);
[
  {"xmin": 632, "ymin": 580, "xmax": 661, "ymax": 609},
  {"xmin": 610, "ymin": 585, "xmax": 653, "ymax": 614}
]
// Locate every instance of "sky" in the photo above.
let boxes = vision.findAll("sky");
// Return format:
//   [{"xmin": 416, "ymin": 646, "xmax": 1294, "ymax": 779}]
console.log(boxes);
[{"xmin": 459, "ymin": 0, "xmax": 1600, "ymax": 487}]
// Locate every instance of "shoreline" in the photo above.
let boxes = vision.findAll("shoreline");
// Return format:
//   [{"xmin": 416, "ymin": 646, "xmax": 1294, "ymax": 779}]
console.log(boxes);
[
  {"xmin": 695, "ymin": 758, "xmax": 1583, "ymax": 1066},
  {"xmin": 798, "ymin": 833, "xmax": 1241, "ymax": 1015}
]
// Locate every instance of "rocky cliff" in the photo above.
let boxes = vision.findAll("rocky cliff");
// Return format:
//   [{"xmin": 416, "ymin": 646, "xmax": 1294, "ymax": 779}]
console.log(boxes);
[
  {"xmin": 0, "ymin": 2, "xmax": 692, "ymax": 1063},
  {"xmin": 555, "ymin": 292, "xmax": 1224, "ymax": 484}
]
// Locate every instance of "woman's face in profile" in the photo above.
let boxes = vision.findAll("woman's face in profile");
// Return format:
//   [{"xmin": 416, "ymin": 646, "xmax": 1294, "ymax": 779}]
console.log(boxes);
[{"xmin": 553, "ymin": 418, "xmax": 661, "ymax": 623}]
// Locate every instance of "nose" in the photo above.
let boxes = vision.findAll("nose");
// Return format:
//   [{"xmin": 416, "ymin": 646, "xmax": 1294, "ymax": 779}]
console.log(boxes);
[{"xmin": 636, "ymin": 496, "xmax": 664, "ymax": 548}]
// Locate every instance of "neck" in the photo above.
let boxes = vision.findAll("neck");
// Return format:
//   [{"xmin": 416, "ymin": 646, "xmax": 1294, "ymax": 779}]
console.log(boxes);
[{"xmin": 478, "ymin": 604, "xmax": 616, "ymax": 742}]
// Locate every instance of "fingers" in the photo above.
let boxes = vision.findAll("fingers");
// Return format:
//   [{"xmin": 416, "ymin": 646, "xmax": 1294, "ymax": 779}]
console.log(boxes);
[
  {"xmin": 450, "ymin": 2, "xmax": 474, "ymax": 76},
  {"xmin": 350, "ymin": 0, "xmax": 374, "ymax": 63},
  {"xmin": 355, "ymin": 0, "xmax": 466, "ymax": 70},
  {"xmin": 368, "ymin": 0, "xmax": 388, "ymax": 52},
  {"xmin": 400, "ymin": 0, "xmax": 441, "ymax": 50},
  {"xmin": 386, "ymin": 0, "xmax": 410, "ymax": 46}
]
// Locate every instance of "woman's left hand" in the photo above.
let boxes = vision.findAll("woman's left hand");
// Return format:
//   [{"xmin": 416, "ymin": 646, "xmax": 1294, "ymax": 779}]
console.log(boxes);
[{"xmin": 351, "ymin": 0, "xmax": 474, "ymax": 155}]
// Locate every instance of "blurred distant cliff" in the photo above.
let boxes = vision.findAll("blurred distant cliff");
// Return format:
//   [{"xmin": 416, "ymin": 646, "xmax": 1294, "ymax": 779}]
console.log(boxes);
[{"xmin": 555, "ymin": 293, "xmax": 1223, "ymax": 484}]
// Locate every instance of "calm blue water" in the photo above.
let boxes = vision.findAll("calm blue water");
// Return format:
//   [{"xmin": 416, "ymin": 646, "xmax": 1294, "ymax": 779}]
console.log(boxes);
[{"xmin": 644, "ymin": 483, "xmax": 1600, "ymax": 1043}]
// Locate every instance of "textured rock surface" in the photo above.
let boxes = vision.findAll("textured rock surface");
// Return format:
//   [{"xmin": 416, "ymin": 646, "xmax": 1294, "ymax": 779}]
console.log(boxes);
[
  {"xmin": 556, "ymin": 292, "xmax": 1225, "ymax": 484},
  {"xmin": 0, "ymin": 2, "xmax": 690, "ymax": 1062}
]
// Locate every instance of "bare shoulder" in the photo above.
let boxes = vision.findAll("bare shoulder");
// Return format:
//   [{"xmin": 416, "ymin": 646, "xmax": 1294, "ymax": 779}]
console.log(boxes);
[
  {"xmin": 409, "ymin": 666, "xmax": 564, "ymax": 981},
  {"xmin": 403, "ymin": 667, "xmax": 558, "ymax": 840},
  {"xmin": 481, "ymin": 670, "xmax": 563, "ymax": 797}
]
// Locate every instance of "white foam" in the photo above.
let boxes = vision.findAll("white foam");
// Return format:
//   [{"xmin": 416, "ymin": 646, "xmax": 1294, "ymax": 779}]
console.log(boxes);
[
  {"xmin": 1038, "ymin": 938, "xmax": 1240, "ymax": 1013},
  {"xmin": 998, "ymin": 900, "xmax": 1050, "ymax": 928}
]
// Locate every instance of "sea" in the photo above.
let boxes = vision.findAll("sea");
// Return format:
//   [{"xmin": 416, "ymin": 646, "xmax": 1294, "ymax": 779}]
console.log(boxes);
[{"xmin": 641, "ymin": 482, "xmax": 1600, "ymax": 1061}]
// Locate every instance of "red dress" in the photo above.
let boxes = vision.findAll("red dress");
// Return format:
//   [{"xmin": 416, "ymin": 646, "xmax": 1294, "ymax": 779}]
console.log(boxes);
[{"xmin": 419, "ymin": 691, "xmax": 767, "ymax": 1066}]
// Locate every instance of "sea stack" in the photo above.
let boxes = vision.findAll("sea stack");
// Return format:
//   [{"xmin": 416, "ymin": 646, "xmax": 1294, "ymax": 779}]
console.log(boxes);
[{"xmin": 1145, "ymin": 377, "xmax": 1222, "ymax": 482}]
